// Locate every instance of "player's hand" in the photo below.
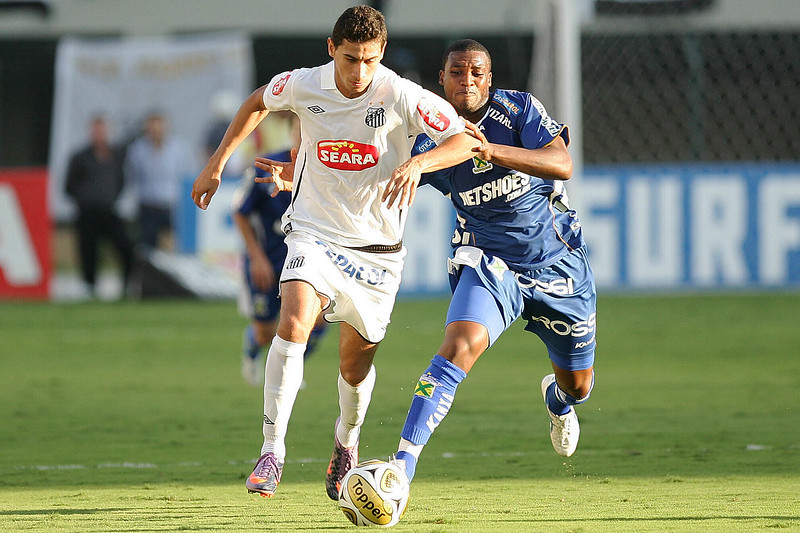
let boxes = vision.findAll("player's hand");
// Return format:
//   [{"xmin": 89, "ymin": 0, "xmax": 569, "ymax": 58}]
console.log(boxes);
[
  {"xmin": 463, "ymin": 119, "xmax": 493, "ymax": 162},
  {"xmin": 191, "ymin": 166, "xmax": 222, "ymax": 210},
  {"xmin": 250, "ymin": 252, "xmax": 276, "ymax": 291},
  {"xmin": 383, "ymin": 157, "xmax": 423, "ymax": 208},
  {"xmin": 254, "ymin": 147, "xmax": 297, "ymax": 196}
]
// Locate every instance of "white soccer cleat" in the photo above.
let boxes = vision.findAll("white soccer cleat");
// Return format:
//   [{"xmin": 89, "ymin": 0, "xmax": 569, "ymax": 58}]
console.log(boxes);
[
  {"xmin": 241, "ymin": 355, "xmax": 263, "ymax": 387},
  {"xmin": 541, "ymin": 374, "xmax": 580, "ymax": 457}
]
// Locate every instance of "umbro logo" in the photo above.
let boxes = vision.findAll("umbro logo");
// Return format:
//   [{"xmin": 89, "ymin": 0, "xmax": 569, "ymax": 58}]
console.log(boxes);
[
  {"xmin": 307, "ymin": 105, "xmax": 326, "ymax": 114},
  {"xmin": 286, "ymin": 255, "xmax": 305, "ymax": 270},
  {"xmin": 264, "ymin": 414, "xmax": 274, "ymax": 425}
]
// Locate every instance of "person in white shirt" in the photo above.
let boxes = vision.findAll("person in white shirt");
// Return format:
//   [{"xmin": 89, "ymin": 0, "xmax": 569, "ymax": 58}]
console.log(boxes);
[{"xmin": 191, "ymin": 5, "xmax": 479, "ymax": 500}]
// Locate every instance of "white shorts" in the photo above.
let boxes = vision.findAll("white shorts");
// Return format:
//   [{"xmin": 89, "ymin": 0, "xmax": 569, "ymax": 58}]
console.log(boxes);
[{"xmin": 280, "ymin": 231, "xmax": 406, "ymax": 343}]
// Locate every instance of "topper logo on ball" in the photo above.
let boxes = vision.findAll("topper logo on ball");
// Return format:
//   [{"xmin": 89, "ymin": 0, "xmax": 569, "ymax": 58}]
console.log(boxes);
[{"xmin": 346, "ymin": 474, "xmax": 393, "ymax": 525}]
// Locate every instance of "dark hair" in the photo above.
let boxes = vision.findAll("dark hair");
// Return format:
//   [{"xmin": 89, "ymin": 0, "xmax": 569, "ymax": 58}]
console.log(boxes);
[
  {"xmin": 441, "ymin": 39, "xmax": 492, "ymax": 70},
  {"xmin": 331, "ymin": 5, "xmax": 388, "ymax": 47}
]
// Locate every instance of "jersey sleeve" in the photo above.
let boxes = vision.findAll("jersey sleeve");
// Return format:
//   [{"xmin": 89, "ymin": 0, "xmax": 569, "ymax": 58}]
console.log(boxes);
[
  {"xmin": 412, "ymin": 133, "xmax": 453, "ymax": 193},
  {"xmin": 262, "ymin": 70, "xmax": 296, "ymax": 112},
  {"xmin": 401, "ymin": 81, "xmax": 465, "ymax": 144},
  {"xmin": 517, "ymin": 93, "xmax": 569, "ymax": 149}
]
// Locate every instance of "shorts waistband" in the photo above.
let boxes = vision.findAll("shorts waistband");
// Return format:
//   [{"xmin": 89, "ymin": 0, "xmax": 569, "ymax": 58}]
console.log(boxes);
[{"xmin": 345, "ymin": 241, "xmax": 403, "ymax": 254}]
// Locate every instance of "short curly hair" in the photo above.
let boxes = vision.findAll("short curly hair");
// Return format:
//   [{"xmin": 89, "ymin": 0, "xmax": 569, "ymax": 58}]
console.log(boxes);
[
  {"xmin": 331, "ymin": 5, "xmax": 388, "ymax": 47},
  {"xmin": 441, "ymin": 39, "xmax": 492, "ymax": 71}
]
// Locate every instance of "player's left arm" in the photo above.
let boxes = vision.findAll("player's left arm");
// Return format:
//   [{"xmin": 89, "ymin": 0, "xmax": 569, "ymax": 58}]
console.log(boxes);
[
  {"xmin": 383, "ymin": 131, "xmax": 478, "ymax": 208},
  {"xmin": 465, "ymin": 120, "xmax": 572, "ymax": 181}
]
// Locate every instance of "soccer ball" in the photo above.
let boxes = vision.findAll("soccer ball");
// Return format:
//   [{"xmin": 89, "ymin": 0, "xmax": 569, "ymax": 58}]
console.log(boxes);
[{"xmin": 338, "ymin": 459, "xmax": 410, "ymax": 527}]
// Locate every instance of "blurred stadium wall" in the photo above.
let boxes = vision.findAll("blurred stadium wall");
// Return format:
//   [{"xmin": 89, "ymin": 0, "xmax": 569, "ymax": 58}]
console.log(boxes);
[{"xmin": 0, "ymin": 0, "xmax": 798, "ymax": 298}]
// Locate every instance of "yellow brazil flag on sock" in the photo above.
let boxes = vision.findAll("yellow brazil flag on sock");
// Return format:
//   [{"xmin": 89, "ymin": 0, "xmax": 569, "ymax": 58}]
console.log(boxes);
[{"xmin": 414, "ymin": 376, "xmax": 436, "ymax": 398}]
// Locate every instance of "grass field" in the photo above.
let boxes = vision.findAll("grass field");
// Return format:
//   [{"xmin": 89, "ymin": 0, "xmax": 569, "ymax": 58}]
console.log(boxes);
[{"xmin": 1, "ymin": 293, "xmax": 799, "ymax": 532}]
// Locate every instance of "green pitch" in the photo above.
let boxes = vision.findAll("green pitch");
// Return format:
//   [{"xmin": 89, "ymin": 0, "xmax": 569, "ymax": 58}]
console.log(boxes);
[{"xmin": 1, "ymin": 293, "xmax": 798, "ymax": 532}]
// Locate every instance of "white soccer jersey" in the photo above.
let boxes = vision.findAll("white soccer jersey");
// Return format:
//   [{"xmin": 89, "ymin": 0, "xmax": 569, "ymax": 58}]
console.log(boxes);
[{"xmin": 262, "ymin": 62, "xmax": 465, "ymax": 248}]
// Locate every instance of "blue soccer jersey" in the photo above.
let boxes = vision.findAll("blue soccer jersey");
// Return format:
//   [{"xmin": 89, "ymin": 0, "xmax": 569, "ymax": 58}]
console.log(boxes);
[{"xmin": 415, "ymin": 89, "xmax": 584, "ymax": 271}]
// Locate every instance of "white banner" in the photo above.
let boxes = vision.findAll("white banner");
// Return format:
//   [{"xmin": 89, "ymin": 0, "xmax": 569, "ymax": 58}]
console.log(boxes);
[{"xmin": 48, "ymin": 32, "xmax": 254, "ymax": 221}]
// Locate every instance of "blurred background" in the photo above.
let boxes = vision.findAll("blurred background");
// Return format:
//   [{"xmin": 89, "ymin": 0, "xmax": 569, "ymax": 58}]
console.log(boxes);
[{"xmin": 1, "ymin": 0, "xmax": 798, "ymax": 303}]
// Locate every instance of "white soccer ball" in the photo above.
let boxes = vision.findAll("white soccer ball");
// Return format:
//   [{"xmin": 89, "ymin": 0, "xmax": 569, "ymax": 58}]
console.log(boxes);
[{"xmin": 338, "ymin": 459, "xmax": 410, "ymax": 527}]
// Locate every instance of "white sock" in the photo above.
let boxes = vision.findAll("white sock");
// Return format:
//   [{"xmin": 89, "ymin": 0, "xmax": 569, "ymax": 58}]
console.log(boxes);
[
  {"xmin": 336, "ymin": 365, "xmax": 376, "ymax": 448},
  {"xmin": 260, "ymin": 335, "xmax": 306, "ymax": 459},
  {"xmin": 397, "ymin": 438, "xmax": 424, "ymax": 460}
]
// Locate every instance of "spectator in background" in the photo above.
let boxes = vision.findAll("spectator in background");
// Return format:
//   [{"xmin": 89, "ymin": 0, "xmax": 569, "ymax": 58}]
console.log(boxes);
[
  {"xmin": 65, "ymin": 114, "xmax": 134, "ymax": 298},
  {"xmin": 126, "ymin": 110, "xmax": 193, "ymax": 250}
]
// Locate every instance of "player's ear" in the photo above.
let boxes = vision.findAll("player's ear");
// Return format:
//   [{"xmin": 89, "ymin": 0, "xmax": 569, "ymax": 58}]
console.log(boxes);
[
  {"xmin": 327, "ymin": 37, "xmax": 336, "ymax": 58},
  {"xmin": 438, "ymin": 70, "xmax": 445, "ymax": 86},
  {"xmin": 487, "ymin": 71, "xmax": 492, "ymax": 88}
]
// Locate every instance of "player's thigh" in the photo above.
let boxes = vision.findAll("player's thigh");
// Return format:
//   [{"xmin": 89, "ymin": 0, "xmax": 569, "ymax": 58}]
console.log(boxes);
[
  {"xmin": 277, "ymin": 280, "xmax": 327, "ymax": 341},
  {"xmin": 446, "ymin": 252, "xmax": 524, "ymax": 348}
]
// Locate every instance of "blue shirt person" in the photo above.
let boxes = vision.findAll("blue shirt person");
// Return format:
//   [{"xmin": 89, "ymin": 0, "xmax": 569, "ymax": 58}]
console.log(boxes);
[{"xmin": 393, "ymin": 39, "xmax": 598, "ymax": 483}]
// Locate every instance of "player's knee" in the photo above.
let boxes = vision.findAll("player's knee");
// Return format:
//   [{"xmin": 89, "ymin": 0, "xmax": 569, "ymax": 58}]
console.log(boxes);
[
  {"xmin": 561, "ymin": 375, "xmax": 594, "ymax": 403},
  {"xmin": 438, "ymin": 323, "xmax": 488, "ymax": 367},
  {"xmin": 277, "ymin": 314, "xmax": 314, "ymax": 342}
]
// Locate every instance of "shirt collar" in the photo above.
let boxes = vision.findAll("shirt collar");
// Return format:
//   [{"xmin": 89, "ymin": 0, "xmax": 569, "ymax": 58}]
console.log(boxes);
[{"xmin": 321, "ymin": 61, "xmax": 337, "ymax": 91}]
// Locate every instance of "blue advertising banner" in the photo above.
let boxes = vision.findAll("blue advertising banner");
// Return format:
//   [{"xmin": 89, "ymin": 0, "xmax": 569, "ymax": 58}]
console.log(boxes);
[
  {"xmin": 581, "ymin": 163, "xmax": 800, "ymax": 289},
  {"xmin": 177, "ymin": 163, "xmax": 800, "ymax": 295}
]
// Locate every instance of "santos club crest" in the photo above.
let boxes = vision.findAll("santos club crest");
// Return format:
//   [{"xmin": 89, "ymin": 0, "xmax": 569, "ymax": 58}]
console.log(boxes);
[{"xmin": 365, "ymin": 107, "xmax": 386, "ymax": 128}]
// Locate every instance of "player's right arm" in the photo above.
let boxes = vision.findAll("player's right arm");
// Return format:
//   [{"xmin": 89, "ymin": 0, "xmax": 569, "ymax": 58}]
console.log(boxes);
[
  {"xmin": 464, "ymin": 120, "xmax": 572, "ymax": 181},
  {"xmin": 233, "ymin": 211, "xmax": 275, "ymax": 290},
  {"xmin": 192, "ymin": 86, "xmax": 270, "ymax": 210}
]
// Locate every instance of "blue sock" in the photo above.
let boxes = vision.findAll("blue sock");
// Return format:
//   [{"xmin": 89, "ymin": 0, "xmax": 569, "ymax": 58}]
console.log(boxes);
[
  {"xmin": 242, "ymin": 325, "xmax": 260, "ymax": 360},
  {"xmin": 399, "ymin": 355, "xmax": 467, "ymax": 480},
  {"xmin": 545, "ymin": 382, "xmax": 572, "ymax": 415},
  {"xmin": 546, "ymin": 374, "xmax": 594, "ymax": 415}
]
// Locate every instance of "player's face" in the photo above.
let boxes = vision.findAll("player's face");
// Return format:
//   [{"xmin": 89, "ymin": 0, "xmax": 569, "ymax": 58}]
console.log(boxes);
[
  {"xmin": 328, "ymin": 37, "xmax": 385, "ymax": 99},
  {"xmin": 439, "ymin": 50, "xmax": 492, "ymax": 119}
]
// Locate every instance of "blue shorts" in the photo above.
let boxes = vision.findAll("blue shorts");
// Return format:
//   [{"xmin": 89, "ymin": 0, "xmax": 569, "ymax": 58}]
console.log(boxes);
[{"xmin": 446, "ymin": 246, "xmax": 596, "ymax": 371}]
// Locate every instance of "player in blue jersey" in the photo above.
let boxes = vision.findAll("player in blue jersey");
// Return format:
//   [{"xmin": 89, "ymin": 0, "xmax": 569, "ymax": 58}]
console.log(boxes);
[
  {"xmin": 392, "ymin": 39, "xmax": 597, "ymax": 482},
  {"xmin": 233, "ymin": 121, "xmax": 327, "ymax": 387}
]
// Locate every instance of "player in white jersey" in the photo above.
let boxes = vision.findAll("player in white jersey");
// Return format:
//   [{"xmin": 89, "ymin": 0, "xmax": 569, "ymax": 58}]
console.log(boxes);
[{"xmin": 191, "ymin": 5, "xmax": 478, "ymax": 500}]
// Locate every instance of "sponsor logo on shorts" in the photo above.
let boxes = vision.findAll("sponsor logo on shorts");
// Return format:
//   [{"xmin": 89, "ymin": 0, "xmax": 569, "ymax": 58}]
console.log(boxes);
[
  {"xmin": 528, "ymin": 312, "xmax": 596, "ymax": 340},
  {"xmin": 317, "ymin": 140, "xmax": 379, "ymax": 171},
  {"xmin": 315, "ymin": 240, "xmax": 387, "ymax": 286},
  {"xmin": 515, "ymin": 275, "xmax": 575, "ymax": 295},
  {"xmin": 271, "ymin": 72, "xmax": 291, "ymax": 96},
  {"xmin": 417, "ymin": 98, "xmax": 450, "ymax": 132},
  {"xmin": 364, "ymin": 107, "xmax": 386, "ymax": 128}
]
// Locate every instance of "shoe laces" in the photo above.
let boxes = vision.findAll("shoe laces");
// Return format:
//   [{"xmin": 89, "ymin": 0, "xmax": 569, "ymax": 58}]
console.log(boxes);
[
  {"xmin": 331, "ymin": 441, "xmax": 357, "ymax": 479},
  {"xmin": 255, "ymin": 453, "xmax": 282, "ymax": 480}
]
